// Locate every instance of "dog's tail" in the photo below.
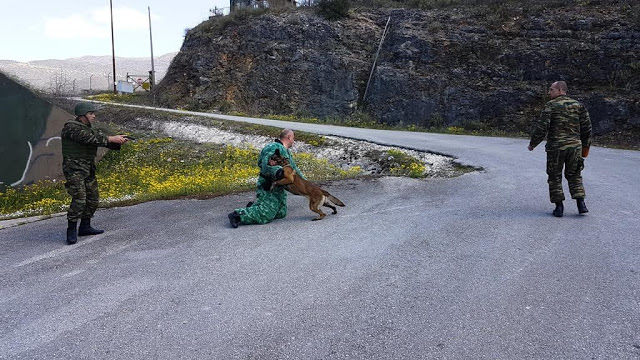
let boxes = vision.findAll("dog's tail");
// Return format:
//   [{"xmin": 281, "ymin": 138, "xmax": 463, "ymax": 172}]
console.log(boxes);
[{"xmin": 322, "ymin": 190, "xmax": 345, "ymax": 207}]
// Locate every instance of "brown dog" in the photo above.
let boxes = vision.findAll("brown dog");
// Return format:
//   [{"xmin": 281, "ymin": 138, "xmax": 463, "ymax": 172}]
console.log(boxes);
[{"xmin": 271, "ymin": 150, "xmax": 345, "ymax": 220}]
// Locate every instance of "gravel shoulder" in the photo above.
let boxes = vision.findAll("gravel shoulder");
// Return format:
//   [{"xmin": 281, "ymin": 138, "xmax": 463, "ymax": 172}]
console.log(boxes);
[{"xmin": 123, "ymin": 114, "xmax": 473, "ymax": 178}]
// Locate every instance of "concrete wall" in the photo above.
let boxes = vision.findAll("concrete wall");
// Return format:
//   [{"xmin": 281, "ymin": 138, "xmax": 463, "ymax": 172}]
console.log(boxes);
[{"xmin": 0, "ymin": 72, "xmax": 69, "ymax": 187}]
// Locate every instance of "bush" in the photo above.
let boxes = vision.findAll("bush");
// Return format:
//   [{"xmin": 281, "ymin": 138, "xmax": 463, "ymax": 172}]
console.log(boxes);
[{"xmin": 317, "ymin": 0, "xmax": 351, "ymax": 20}]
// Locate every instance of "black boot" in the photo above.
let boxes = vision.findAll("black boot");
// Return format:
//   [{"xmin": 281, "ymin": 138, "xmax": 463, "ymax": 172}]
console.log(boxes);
[
  {"xmin": 577, "ymin": 198, "xmax": 589, "ymax": 214},
  {"xmin": 67, "ymin": 221, "xmax": 78, "ymax": 245},
  {"xmin": 228, "ymin": 211, "xmax": 241, "ymax": 228},
  {"xmin": 552, "ymin": 202, "xmax": 564, "ymax": 217},
  {"xmin": 78, "ymin": 218, "xmax": 104, "ymax": 236}
]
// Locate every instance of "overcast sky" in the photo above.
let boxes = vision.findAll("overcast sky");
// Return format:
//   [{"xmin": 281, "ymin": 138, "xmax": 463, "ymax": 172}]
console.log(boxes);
[{"xmin": 1, "ymin": 0, "xmax": 230, "ymax": 62}]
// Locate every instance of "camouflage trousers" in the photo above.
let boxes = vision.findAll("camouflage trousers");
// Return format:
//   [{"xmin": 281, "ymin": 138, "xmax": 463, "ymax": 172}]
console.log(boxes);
[
  {"xmin": 546, "ymin": 147, "xmax": 585, "ymax": 203},
  {"xmin": 235, "ymin": 185, "xmax": 287, "ymax": 225},
  {"xmin": 63, "ymin": 160, "xmax": 100, "ymax": 222}
]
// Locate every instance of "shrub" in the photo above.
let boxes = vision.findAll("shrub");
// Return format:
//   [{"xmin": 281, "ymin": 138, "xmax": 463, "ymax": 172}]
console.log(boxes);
[{"xmin": 317, "ymin": 0, "xmax": 351, "ymax": 20}]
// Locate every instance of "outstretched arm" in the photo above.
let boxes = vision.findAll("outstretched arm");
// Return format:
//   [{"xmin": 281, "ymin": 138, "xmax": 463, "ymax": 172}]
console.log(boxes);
[
  {"xmin": 259, "ymin": 148, "xmax": 283, "ymax": 179},
  {"xmin": 62, "ymin": 123, "xmax": 109, "ymax": 147},
  {"xmin": 62, "ymin": 123, "xmax": 128, "ymax": 147}
]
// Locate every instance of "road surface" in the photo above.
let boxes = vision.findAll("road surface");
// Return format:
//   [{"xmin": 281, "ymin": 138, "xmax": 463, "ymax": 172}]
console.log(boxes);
[{"xmin": 1, "ymin": 110, "xmax": 639, "ymax": 359}]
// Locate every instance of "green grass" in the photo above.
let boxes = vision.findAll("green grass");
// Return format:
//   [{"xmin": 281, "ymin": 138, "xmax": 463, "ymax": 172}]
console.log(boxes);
[
  {"xmin": 87, "ymin": 92, "xmax": 152, "ymax": 106},
  {"xmin": 0, "ymin": 137, "xmax": 362, "ymax": 220},
  {"xmin": 365, "ymin": 149, "xmax": 427, "ymax": 178},
  {"xmin": 0, "ymin": 182, "xmax": 68, "ymax": 219},
  {"xmin": 264, "ymin": 111, "xmax": 529, "ymax": 138}
]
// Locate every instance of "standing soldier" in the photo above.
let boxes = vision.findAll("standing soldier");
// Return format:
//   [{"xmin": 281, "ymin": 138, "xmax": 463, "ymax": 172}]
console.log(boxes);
[
  {"xmin": 61, "ymin": 102, "xmax": 128, "ymax": 244},
  {"xmin": 528, "ymin": 81, "xmax": 592, "ymax": 217},
  {"xmin": 228, "ymin": 129, "xmax": 305, "ymax": 228}
]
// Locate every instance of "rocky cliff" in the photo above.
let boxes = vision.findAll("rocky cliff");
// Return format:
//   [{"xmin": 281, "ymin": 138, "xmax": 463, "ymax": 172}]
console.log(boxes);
[{"xmin": 154, "ymin": 2, "xmax": 639, "ymax": 141}]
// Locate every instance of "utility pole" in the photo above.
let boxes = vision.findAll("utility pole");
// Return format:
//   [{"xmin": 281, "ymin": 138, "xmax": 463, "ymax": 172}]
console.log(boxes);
[
  {"xmin": 110, "ymin": 0, "xmax": 117, "ymax": 93},
  {"xmin": 148, "ymin": 6, "xmax": 155, "ymax": 88}
]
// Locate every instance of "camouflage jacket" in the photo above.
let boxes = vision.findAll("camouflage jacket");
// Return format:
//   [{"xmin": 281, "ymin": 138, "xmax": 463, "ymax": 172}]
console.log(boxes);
[
  {"xmin": 258, "ymin": 140, "xmax": 304, "ymax": 180},
  {"xmin": 61, "ymin": 119, "xmax": 109, "ymax": 161},
  {"xmin": 529, "ymin": 95, "xmax": 592, "ymax": 151}
]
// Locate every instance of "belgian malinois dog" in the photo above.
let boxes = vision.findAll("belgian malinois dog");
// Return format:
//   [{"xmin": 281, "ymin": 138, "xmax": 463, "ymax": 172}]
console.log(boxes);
[{"xmin": 271, "ymin": 150, "xmax": 345, "ymax": 220}]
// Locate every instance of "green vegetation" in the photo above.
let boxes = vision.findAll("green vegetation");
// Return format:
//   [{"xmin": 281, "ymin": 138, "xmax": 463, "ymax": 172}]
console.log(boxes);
[
  {"xmin": 381, "ymin": 149, "xmax": 426, "ymax": 178},
  {"xmin": 3, "ymin": 96, "xmax": 478, "ymax": 221},
  {"xmin": 188, "ymin": 7, "xmax": 270, "ymax": 38},
  {"xmin": 348, "ymin": 0, "xmax": 634, "ymax": 10},
  {"xmin": 95, "ymin": 105, "xmax": 332, "ymax": 147},
  {"xmin": 88, "ymin": 92, "xmax": 151, "ymax": 106},
  {"xmin": 0, "ymin": 137, "xmax": 362, "ymax": 220},
  {"xmin": 317, "ymin": 0, "xmax": 351, "ymax": 20},
  {"xmin": 265, "ymin": 111, "xmax": 529, "ymax": 138},
  {"xmin": 0, "ymin": 182, "xmax": 68, "ymax": 220}
]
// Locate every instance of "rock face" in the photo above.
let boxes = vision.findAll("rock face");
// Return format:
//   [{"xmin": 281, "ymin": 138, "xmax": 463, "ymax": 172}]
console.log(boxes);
[{"xmin": 155, "ymin": 3, "xmax": 640, "ymax": 136}]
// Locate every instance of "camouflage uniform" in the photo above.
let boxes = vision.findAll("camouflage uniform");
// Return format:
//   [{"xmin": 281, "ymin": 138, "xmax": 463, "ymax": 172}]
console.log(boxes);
[
  {"xmin": 61, "ymin": 119, "xmax": 109, "ymax": 221},
  {"xmin": 234, "ymin": 139, "xmax": 304, "ymax": 225},
  {"xmin": 529, "ymin": 95, "xmax": 592, "ymax": 203}
]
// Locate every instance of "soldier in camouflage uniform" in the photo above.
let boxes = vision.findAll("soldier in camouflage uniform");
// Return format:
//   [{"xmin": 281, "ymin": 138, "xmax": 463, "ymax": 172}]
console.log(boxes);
[
  {"xmin": 528, "ymin": 81, "xmax": 592, "ymax": 217},
  {"xmin": 228, "ymin": 129, "xmax": 305, "ymax": 227},
  {"xmin": 61, "ymin": 102, "xmax": 129, "ymax": 244}
]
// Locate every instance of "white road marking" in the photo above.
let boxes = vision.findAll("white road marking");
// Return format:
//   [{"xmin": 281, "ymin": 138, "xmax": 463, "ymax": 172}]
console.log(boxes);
[
  {"xmin": 62, "ymin": 269, "xmax": 85, "ymax": 278},
  {"xmin": 13, "ymin": 231, "xmax": 114, "ymax": 268}
]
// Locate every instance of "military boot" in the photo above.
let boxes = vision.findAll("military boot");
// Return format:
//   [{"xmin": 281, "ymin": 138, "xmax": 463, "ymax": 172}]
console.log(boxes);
[
  {"xmin": 552, "ymin": 202, "xmax": 564, "ymax": 217},
  {"xmin": 67, "ymin": 221, "xmax": 78, "ymax": 245},
  {"xmin": 577, "ymin": 198, "xmax": 589, "ymax": 214},
  {"xmin": 228, "ymin": 211, "xmax": 241, "ymax": 228},
  {"xmin": 78, "ymin": 218, "xmax": 104, "ymax": 236}
]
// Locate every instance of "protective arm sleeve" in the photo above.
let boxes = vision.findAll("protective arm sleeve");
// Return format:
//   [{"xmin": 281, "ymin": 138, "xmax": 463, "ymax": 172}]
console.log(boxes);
[
  {"xmin": 529, "ymin": 105, "xmax": 551, "ymax": 149},
  {"xmin": 579, "ymin": 105, "xmax": 592, "ymax": 148},
  {"xmin": 259, "ymin": 148, "xmax": 283, "ymax": 179}
]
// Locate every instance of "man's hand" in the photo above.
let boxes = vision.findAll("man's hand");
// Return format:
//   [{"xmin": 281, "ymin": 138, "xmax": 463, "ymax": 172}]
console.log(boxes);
[
  {"xmin": 108, "ymin": 135, "xmax": 129, "ymax": 144},
  {"xmin": 527, "ymin": 145, "xmax": 534, "ymax": 151}
]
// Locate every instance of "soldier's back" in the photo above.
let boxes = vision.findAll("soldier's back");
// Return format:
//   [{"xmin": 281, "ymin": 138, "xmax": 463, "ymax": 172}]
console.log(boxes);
[{"xmin": 546, "ymin": 96, "xmax": 584, "ymax": 150}]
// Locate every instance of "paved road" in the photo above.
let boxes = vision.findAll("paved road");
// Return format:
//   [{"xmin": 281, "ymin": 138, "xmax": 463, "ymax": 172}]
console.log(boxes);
[{"xmin": 1, "ymin": 110, "xmax": 639, "ymax": 359}]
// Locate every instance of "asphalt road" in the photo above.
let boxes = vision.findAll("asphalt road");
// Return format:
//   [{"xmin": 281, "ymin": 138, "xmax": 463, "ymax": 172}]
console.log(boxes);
[{"xmin": 1, "ymin": 111, "xmax": 639, "ymax": 359}]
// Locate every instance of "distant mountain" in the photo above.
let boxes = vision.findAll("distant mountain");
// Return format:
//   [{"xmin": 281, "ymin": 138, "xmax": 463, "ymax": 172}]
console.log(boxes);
[{"xmin": 0, "ymin": 52, "xmax": 176, "ymax": 93}]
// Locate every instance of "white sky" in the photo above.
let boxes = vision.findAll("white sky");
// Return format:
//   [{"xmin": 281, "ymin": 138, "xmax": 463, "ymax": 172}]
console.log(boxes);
[{"xmin": 1, "ymin": 0, "xmax": 230, "ymax": 62}]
